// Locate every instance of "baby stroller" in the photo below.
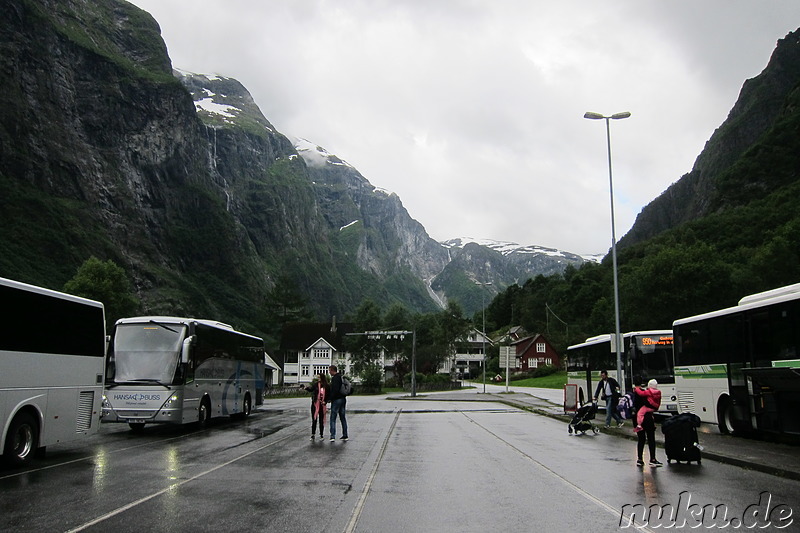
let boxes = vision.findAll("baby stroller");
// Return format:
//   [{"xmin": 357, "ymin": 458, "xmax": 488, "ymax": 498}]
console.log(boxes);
[{"xmin": 568, "ymin": 401, "xmax": 599, "ymax": 435}]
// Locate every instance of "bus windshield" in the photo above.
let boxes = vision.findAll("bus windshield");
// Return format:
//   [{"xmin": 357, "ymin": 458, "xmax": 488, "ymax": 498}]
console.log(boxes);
[
  {"xmin": 632, "ymin": 335, "xmax": 674, "ymax": 384},
  {"xmin": 112, "ymin": 323, "xmax": 186, "ymax": 384}
]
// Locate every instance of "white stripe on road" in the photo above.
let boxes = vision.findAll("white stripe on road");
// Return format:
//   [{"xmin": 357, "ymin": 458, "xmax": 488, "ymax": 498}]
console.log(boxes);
[
  {"xmin": 343, "ymin": 409, "xmax": 401, "ymax": 533},
  {"xmin": 462, "ymin": 412, "xmax": 658, "ymax": 533}
]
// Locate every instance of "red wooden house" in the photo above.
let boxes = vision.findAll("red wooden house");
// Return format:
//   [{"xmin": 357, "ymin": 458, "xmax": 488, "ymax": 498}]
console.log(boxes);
[{"xmin": 511, "ymin": 333, "xmax": 561, "ymax": 370}]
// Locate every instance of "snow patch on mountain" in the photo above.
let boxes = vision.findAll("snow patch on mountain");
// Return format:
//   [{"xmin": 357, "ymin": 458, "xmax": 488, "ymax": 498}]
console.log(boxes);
[
  {"xmin": 294, "ymin": 137, "xmax": 353, "ymax": 169},
  {"xmin": 442, "ymin": 237, "xmax": 601, "ymax": 263}
]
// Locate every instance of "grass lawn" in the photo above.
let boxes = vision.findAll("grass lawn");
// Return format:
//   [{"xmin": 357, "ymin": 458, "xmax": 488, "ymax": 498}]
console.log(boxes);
[{"xmin": 506, "ymin": 371, "xmax": 567, "ymax": 389}]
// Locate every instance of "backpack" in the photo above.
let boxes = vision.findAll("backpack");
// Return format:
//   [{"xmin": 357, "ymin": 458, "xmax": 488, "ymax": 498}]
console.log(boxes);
[
  {"xmin": 340, "ymin": 376, "xmax": 353, "ymax": 396},
  {"xmin": 617, "ymin": 392, "xmax": 635, "ymax": 420}
]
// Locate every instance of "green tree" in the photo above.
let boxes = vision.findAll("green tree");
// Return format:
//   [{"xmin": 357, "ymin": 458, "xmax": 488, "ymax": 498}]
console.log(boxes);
[
  {"xmin": 263, "ymin": 274, "xmax": 314, "ymax": 342},
  {"xmin": 435, "ymin": 301, "xmax": 471, "ymax": 377},
  {"xmin": 63, "ymin": 257, "xmax": 139, "ymax": 329},
  {"xmin": 381, "ymin": 303, "xmax": 413, "ymax": 384},
  {"xmin": 346, "ymin": 299, "xmax": 384, "ymax": 388},
  {"xmin": 383, "ymin": 303, "xmax": 411, "ymax": 330}
]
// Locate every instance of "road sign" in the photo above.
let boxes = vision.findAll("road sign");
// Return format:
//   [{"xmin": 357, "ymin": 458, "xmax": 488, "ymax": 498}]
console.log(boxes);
[{"xmin": 499, "ymin": 346, "xmax": 512, "ymax": 367}]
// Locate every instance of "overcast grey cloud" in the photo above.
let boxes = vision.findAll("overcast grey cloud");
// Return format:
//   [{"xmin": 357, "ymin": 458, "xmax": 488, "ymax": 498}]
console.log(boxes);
[{"xmin": 128, "ymin": 0, "xmax": 800, "ymax": 255}]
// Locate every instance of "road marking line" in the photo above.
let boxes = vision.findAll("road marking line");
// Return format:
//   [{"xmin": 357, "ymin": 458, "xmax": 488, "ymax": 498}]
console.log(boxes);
[
  {"xmin": 343, "ymin": 409, "xmax": 401, "ymax": 533},
  {"xmin": 462, "ymin": 412, "xmax": 657, "ymax": 533},
  {"xmin": 65, "ymin": 428, "xmax": 303, "ymax": 533}
]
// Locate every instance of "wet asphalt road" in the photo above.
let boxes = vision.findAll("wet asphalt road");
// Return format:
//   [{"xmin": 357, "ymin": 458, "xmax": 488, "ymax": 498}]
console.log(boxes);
[{"xmin": 1, "ymin": 389, "xmax": 799, "ymax": 532}]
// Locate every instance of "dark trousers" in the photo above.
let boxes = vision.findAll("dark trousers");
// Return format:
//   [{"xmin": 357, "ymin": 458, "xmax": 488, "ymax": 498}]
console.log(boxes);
[
  {"xmin": 637, "ymin": 415, "xmax": 657, "ymax": 460},
  {"xmin": 311, "ymin": 405, "xmax": 325, "ymax": 436}
]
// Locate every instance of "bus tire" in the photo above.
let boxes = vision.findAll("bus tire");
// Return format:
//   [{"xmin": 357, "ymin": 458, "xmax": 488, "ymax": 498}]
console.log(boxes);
[
  {"xmin": 3, "ymin": 412, "xmax": 39, "ymax": 466},
  {"xmin": 232, "ymin": 394, "xmax": 252, "ymax": 420},
  {"xmin": 242, "ymin": 394, "xmax": 252, "ymax": 418},
  {"xmin": 198, "ymin": 398, "xmax": 211, "ymax": 426},
  {"xmin": 717, "ymin": 396, "xmax": 734, "ymax": 435}
]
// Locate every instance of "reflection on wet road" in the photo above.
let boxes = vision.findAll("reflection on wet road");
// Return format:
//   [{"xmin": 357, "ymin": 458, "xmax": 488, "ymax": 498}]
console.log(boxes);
[{"xmin": 1, "ymin": 392, "xmax": 798, "ymax": 532}]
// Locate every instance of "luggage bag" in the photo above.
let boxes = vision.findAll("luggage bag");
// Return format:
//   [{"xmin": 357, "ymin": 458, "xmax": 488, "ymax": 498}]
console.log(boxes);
[{"xmin": 661, "ymin": 413, "xmax": 702, "ymax": 464}]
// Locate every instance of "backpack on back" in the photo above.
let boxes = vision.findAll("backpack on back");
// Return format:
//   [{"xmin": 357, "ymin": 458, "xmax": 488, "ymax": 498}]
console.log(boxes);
[
  {"xmin": 617, "ymin": 392, "xmax": 635, "ymax": 420},
  {"xmin": 340, "ymin": 376, "xmax": 353, "ymax": 396}
]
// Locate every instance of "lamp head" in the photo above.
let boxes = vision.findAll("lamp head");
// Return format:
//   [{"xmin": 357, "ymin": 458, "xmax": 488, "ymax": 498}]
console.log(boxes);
[
  {"xmin": 611, "ymin": 112, "xmax": 631, "ymax": 120},
  {"xmin": 583, "ymin": 112, "xmax": 605, "ymax": 120}
]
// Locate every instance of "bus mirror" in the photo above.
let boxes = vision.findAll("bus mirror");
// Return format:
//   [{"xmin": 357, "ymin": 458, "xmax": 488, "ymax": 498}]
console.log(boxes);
[{"xmin": 181, "ymin": 335, "xmax": 196, "ymax": 363}]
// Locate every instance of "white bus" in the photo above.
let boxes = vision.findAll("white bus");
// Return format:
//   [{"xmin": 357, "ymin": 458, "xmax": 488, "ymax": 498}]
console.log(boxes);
[
  {"xmin": 1, "ymin": 277, "xmax": 106, "ymax": 465},
  {"xmin": 566, "ymin": 331, "xmax": 677, "ymax": 415},
  {"xmin": 673, "ymin": 283, "xmax": 800, "ymax": 436},
  {"xmin": 102, "ymin": 316, "xmax": 266, "ymax": 430}
]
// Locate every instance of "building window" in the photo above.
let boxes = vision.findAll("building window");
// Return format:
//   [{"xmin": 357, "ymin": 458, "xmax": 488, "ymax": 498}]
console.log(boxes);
[
  {"xmin": 313, "ymin": 348, "xmax": 329, "ymax": 359},
  {"xmin": 546, "ymin": 358, "xmax": 552, "ymax": 366},
  {"xmin": 314, "ymin": 365, "xmax": 328, "ymax": 376},
  {"xmin": 537, "ymin": 342, "xmax": 546, "ymax": 353},
  {"xmin": 301, "ymin": 365, "xmax": 310, "ymax": 376}
]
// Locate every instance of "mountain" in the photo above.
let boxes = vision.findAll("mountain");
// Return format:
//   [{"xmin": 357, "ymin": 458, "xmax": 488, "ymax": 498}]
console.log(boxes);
[
  {"xmin": 429, "ymin": 238, "xmax": 598, "ymax": 315},
  {"xmin": 619, "ymin": 29, "xmax": 800, "ymax": 250},
  {"xmin": 0, "ymin": 0, "xmax": 592, "ymax": 338}
]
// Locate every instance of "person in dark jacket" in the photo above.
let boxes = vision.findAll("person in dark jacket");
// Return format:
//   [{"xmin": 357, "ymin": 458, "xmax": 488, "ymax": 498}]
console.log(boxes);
[
  {"xmin": 633, "ymin": 379, "xmax": 663, "ymax": 468},
  {"xmin": 593, "ymin": 370, "xmax": 624, "ymax": 428},
  {"xmin": 302, "ymin": 373, "xmax": 329, "ymax": 440},
  {"xmin": 328, "ymin": 365, "xmax": 348, "ymax": 441}
]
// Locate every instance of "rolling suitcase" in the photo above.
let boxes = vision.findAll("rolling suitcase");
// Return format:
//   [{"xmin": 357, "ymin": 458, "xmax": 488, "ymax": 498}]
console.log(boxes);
[{"xmin": 661, "ymin": 413, "xmax": 702, "ymax": 464}]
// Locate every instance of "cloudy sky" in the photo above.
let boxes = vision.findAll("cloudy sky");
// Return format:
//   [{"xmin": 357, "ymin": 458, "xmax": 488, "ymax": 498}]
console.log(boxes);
[{"xmin": 128, "ymin": 1, "xmax": 800, "ymax": 255}]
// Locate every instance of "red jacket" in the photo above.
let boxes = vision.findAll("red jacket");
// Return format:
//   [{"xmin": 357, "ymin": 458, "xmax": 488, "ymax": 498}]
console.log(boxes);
[{"xmin": 634, "ymin": 386, "xmax": 662, "ymax": 410}]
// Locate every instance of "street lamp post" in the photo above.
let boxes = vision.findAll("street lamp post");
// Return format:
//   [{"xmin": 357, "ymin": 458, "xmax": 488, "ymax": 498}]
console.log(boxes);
[
  {"xmin": 475, "ymin": 281, "xmax": 492, "ymax": 393},
  {"xmin": 584, "ymin": 111, "xmax": 630, "ymax": 389}
]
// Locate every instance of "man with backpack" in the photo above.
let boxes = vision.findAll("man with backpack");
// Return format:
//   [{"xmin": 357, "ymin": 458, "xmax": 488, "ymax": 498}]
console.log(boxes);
[{"xmin": 328, "ymin": 365, "xmax": 349, "ymax": 441}]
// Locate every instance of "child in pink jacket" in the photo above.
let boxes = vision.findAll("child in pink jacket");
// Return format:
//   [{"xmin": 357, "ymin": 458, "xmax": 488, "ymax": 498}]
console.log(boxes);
[{"xmin": 634, "ymin": 379, "xmax": 661, "ymax": 433}]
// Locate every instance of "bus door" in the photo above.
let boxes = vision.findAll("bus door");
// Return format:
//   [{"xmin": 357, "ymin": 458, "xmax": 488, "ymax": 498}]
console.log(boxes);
[
  {"xmin": 745, "ymin": 302, "xmax": 800, "ymax": 434},
  {"xmin": 716, "ymin": 313, "xmax": 751, "ymax": 433}
]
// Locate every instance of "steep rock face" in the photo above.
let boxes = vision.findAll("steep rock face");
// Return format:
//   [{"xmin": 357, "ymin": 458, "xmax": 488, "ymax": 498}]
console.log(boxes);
[
  {"xmin": 0, "ymin": 0, "xmax": 595, "ymax": 330},
  {"xmin": 0, "ymin": 0, "xmax": 214, "ymax": 288},
  {"xmin": 297, "ymin": 141, "xmax": 449, "ymax": 279},
  {"xmin": 619, "ymin": 29, "xmax": 800, "ymax": 249},
  {"xmin": 0, "ymin": 0, "xmax": 339, "ymax": 327}
]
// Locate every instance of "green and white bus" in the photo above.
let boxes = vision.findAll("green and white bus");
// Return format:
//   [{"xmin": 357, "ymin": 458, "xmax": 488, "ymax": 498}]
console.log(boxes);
[
  {"xmin": 673, "ymin": 283, "xmax": 800, "ymax": 436},
  {"xmin": 566, "ymin": 331, "xmax": 677, "ymax": 415},
  {"xmin": 102, "ymin": 316, "xmax": 266, "ymax": 430},
  {"xmin": 1, "ymin": 277, "xmax": 106, "ymax": 465}
]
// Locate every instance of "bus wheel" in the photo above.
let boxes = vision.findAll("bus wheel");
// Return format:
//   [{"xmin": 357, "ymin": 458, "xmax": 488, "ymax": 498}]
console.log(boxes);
[
  {"xmin": 4, "ymin": 412, "xmax": 39, "ymax": 466},
  {"xmin": 198, "ymin": 398, "xmax": 211, "ymax": 425},
  {"xmin": 717, "ymin": 396, "xmax": 734, "ymax": 435},
  {"xmin": 242, "ymin": 394, "xmax": 252, "ymax": 418}
]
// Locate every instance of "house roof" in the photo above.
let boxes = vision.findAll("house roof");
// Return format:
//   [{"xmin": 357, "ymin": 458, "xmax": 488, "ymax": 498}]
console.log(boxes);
[
  {"xmin": 280, "ymin": 322, "xmax": 355, "ymax": 352},
  {"xmin": 264, "ymin": 352, "xmax": 280, "ymax": 370},
  {"xmin": 492, "ymin": 325, "xmax": 529, "ymax": 344},
  {"xmin": 513, "ymin": 333, "xmax": 559, "ymax": 357},
  {"xmin": 510, "ymin": 333, "xmax": 543, "ymax": 347},
  {"xmin": 305, "ymin": 337, "xmax": 335, "ymax": 352}
]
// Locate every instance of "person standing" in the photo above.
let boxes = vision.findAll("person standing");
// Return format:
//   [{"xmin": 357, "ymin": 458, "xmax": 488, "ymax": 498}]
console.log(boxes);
[
  {"xmin": 328, "ymin": 365, "xmax": 348, "ymax": 441},
  {"xmin": 302, "ymin": 373, "xmax": 329, "ymax": 440},
  {"xmin": 593, "ymin": 370, "xmax": 624, "ymax": 428},
  {"xmin": 634, "ymin": 380, "xmax": 663, "ymax": 467}
]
